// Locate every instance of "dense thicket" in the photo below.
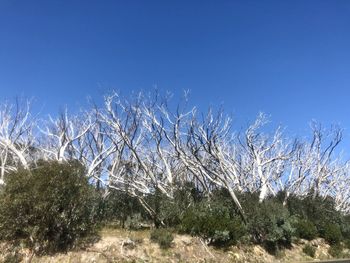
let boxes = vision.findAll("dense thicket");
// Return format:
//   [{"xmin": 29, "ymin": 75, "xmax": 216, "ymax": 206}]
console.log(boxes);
[
  {"xmin": 0, "ymin": 160, "xmax": 99, "ymax": 254},
  {"xmin": 0, "ymin": 160, "xmax": 350, "ymax": 255},
  {"xmin": 100, "ymin": 186, "xmax": 350, "ymax": 254}
]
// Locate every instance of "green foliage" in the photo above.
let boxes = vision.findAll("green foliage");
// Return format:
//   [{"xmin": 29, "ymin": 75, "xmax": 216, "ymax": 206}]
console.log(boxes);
[
  {"xmin": 2, "ymin": 166, "xmax": 348, "ymax": 257},
  {"xmin": 180, "ymin": 197, "xmax": 246, "ymax": 247},
  {"xmin": 286, "ymin": 193, "xmax": 342, "ymax": 236},
  {"xmin": 294, "ymin": 219, "xmax": 318, "ymax": 240},
  {"xmin": 241, "ymin": 194, "xmax": 295, "ymax": 254},
  {"xmin": 150, "ymin": 228, "xmax": 174, "ymax": 249},
  {"xmin": 145, "ymin": 183, "xmax": 203, "ymax": 228},
  {"xmin": 0, "ymin": 160, "xmax": 99, "ymax": 254},
  {"xmin": 124, "ymin": 213, "xmax": 145, "ymax": 230},
  {"xmin": 328, "ymin": 243, "xmax": 344, "ymax": 258},
  {"xmin": 340, "ymin": 215, "xmax": 350, "ymax": 241},
  {"xmin": 3, "ymin": 254, "xmax": 22, "ymax": 263},
  {"xmin": 324, "ymin": 224, "xmax": 342, "ymax": 245},
  {"xmin": 2, "ymin": 247, "xmax": 23, "ymax": 263},
  {"xmin": 345, "ymin": 239, "xmax": 350, "ymax": 249},
  {"xmin": 99, "ymin": 190, "xmax": 144, "ymax": 228},
  {"xmin": 302, "ymin": 244, "xmax": 316, "ymax": 258}
]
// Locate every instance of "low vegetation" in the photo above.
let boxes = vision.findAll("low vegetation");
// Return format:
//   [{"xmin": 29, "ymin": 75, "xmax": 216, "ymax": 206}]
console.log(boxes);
[
  {"xmin": 303, "ymin": 244, "xmax": 316, "ymax": 258},
  {"xmin": 328, "ymin": 244, "xmax": 345, "ymax": 258},
  {"xmin": 150, "ymin": 229, "xmax": 174, "ymax": 249},
  {"xmin": 1, "ymin": 161, "xmax": 350, "ymax": 260},
  {"xmin": 0, "ymin": 161, "xmax": 349, "ymax": 261},
  {"xmin": 294, "ymin": 219, "xmax": 318, "ymax": 241},
  {"xmin": 0, "ymin": 160, "xmax": 100, "ymax": 255}
]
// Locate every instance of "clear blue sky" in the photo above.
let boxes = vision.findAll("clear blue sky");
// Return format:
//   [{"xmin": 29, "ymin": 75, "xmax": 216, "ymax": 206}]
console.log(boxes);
[{"xmin": 1, "ymin": 0, "xmax": 350, "ymax": 137}]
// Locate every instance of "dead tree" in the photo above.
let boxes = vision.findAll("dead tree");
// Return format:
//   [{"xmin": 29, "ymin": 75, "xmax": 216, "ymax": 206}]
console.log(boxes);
[
  {"xmin": 239, "ymin": 113, "xmax": 294, "ymax": 202},
  {"xmin": 38, "ymin": 108, "xmax": 93, "ymax": 162},
  {"xmin": 0, "ymin": 99, "xmax": 34, "ymax": 183}
]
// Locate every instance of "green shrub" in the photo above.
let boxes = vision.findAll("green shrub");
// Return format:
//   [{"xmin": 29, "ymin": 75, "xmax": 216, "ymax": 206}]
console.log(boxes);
[
  {"xmin": 345, "ymin": 239, "xmax": 350, "ymax": 249},
  {"xmin": 303, "ymin": 244, "xmax": 316, "ymax": 258},
  {"xmin": 294, "ymin": 220, "xmax": 318, "ymax": 240},
  {"xmin": 100, "ymin": 190, "xmax": 144, "ymax": 228},
  {"xmin": 286, "ymin": 193, "xmax": 342, "ymax": 235},
  {"xmin": 340, "ymin": 215, "xmax": 350, "ymax": 241},
  {"xmin": 150, "ymin": 228, "xmax": 174, "ymax": 249},
  {"xmin": 180, "ymin": 199, "xmax": 246, "ymax": 247},
  {"xmin": 328, "ymin": 243, "xmax": 344, "ymax": 258},
  {"xmin": 0, "ymin": 160, "xmax": 99, "ymax": 254},
  {"xmin": 124, "ymin": 214, "xmax": 145, "ymax": 230},
  {"xmin": 242, "ymin": 195, "xmax": 295, "ymax": 254},
  {"xmin": 2, "ymin": 247, "xmax": 23, "ymax": 263},
  {"xmin": 141, "ymin": 182, "xmax": 204, "ymax": 229},
  {"xmin": 324, "ymin": 224, "xmax": 342, "ymax": 245},
  {"xmin": 3, "ymin": 254, "xmax": 23, "ymax": 263}
]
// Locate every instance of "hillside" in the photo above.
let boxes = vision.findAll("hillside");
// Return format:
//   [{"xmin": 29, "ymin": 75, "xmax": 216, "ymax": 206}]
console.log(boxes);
[{"xmin": 1, "ymin": 228, "xmax": 349, "ymax": 263}]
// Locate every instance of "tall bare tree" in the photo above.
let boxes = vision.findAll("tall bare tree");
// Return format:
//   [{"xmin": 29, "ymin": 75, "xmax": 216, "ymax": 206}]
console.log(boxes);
[{"xmin": 0, "ymin": 99, "xmax": 34, "ymax": 183}]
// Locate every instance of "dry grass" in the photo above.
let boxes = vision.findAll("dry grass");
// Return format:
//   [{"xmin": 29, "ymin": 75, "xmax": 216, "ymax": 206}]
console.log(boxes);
[{"xmin": 1, "ymin": 227, "xmax": 348, "ymax": 263}]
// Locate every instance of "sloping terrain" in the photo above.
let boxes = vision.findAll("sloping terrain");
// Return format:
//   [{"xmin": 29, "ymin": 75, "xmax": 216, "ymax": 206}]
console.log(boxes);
[{"xmin": 1, "ymin": 228, "xmax": 348, "ymax": 263}]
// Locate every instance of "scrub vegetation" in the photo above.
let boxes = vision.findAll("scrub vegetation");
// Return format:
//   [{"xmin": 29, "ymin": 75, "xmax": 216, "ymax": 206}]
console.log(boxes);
[{"xmin": 0, "ymin": 92, "xmax": 350, "ymax": 260}]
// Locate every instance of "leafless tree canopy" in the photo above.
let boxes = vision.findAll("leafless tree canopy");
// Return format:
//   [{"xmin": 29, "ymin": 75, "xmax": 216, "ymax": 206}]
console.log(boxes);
[{"xmin": 1, "ymin": 92, "xmax": 349, "ymax": 215}]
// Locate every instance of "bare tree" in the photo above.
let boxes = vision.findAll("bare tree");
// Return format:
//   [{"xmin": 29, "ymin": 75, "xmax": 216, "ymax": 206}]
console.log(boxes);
[
  {"xmin": 67, "ymin": 108, "xmax": 118, "ymax": 188},
  {"xmin": 182, "ymin": 108, "xmax": 246, "ymax": 217},
  {"xmin": 238, "ymin": 113, "xmax": 294, "ymax": 202},
  {"xmin": 306, "ymin": 122, "xmax": 343, "ymax": 199},
  {"xmin": 0, "ymin": 99, "xmax": 34, "ymax": 184},
  {"xmin": 101, "ymin": 92, "xmax": 172, "ymax": 224},
  {"xmin": 38, "ymin": 108, "xmax": 93, "ymax": 162},
  {"xmin": 277, "ymin": 141, "xmax": 312, "ymax": 203},
  {"xmin": 331, "ymin": 162, "xmax": 350, "ymax": 213},
  {"xmin": 1, "ymin": 92, "xmax": 350, "ymax": 215}
]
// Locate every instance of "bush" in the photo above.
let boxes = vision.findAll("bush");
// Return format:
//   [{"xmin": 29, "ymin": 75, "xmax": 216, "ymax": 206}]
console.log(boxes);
[
  {"xmin": 294, "ymin": 220, "xmax": 318, "ymax": 240},
  {"xmin": 180, "ymin": 199, "xmax": 246, "ymax": 247},
  {"xmin": 303, "ymin": 244, "xmax": 316, "ymax": 258},
  {"xmin": 286, "ymin": 193, "xmax": 342, "ymax": 235},
  {"xmin": 242, "ymin": 194, "xmax": 295, "ymax": 254},
  {"xmin": 2, "ymin": 248, "xmax": 23, "ymax": 263},
  {"xmin": 345, "ymin": 239, "xmax": 350, "ymax": 249},
  {"xmin": 99, "ymin": 190, "xmax": 144, "ymax": 228},
  {"xmin": 328, "ymin": 244, "xmax": 344, "ymax": 258},
  {"xmin": 340, "ymin": 215, "xmax": 350, "ymax": 241},
  {"xmin": 324, "ymin": 224, "xmax": 342, "ymax": 245},
  {"xmin": 0, "ymin": 160, "xmax": 99, "ymax": 254},
  {"xmin": 150, "ymin": 229, "xmax": 174, "ymax": 249},
  {"xmin": 143, "ymin": 182, "xmax": 204, "ymax": 228}
]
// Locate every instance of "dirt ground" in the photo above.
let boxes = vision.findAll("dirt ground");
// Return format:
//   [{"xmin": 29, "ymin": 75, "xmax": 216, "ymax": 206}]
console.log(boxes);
[{"xmin": 0, "ymin": 228, "xmax": 348, "ymax": 263}]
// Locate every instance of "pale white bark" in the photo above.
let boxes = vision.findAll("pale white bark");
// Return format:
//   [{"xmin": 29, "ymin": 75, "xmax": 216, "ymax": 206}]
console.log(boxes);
[
  {"xmin": 240, "ymin": 113, "xmax": 293, "ymax": 202},
  {"xmin": 38, "ymin": 108, "xmax": 93, "ymax": 163},
  {"xmin": 0, "ymin": 99, "xmax": 34, "ymax": 182},
  {"xmin": 0, "ymin": 93, "xmax": 349, "ymax": 214}
]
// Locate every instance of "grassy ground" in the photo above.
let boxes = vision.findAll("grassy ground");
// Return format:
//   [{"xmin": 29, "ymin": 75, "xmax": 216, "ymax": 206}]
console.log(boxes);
[{"xmin": 1, "ymin": 227, "xmax": 349, "ymax": 263}]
